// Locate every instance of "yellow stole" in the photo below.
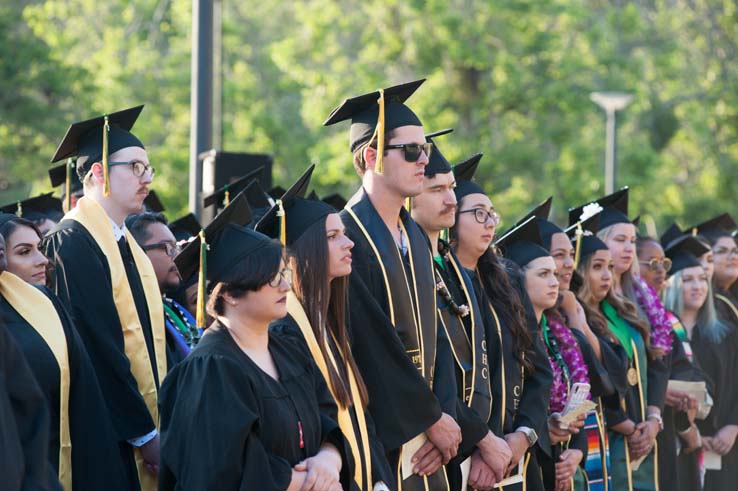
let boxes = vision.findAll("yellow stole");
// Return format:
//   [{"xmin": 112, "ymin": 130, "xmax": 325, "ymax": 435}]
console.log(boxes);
[
  {"xmin": 286, "ymin": 293, "xmax": 373, "ymax": 488},
  {"xmin": 65, "ymin": 197, "xmax": 166, "ymax": 491},
  {"xmin": 0, "ymin": 271, "xmax": 71, "ymax": 490}
]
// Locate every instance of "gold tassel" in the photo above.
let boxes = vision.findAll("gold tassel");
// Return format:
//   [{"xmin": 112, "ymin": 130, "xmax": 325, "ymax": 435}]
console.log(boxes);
[
  {"xmin": 65, "ymin": 157, "xmax": 73, "ymax": 211},
  {"xmin": 102, "ymin": 115, "xmax": 111, "ymax": 197},
  {"xmin": 277, "ymin": 199, "xmax": 286, "ymax": 245},
  {"xmin": 573, "ymin": 222, "xmax": 583, "ymax": 269},
  {"xmin": 691, "ymin": 227, "xmax": 698, "ymax": 237},
  {"xmin": 369, "ymin": 89, "xmax": 386, "ymax": 174},
  {"xmin": 196, "ymin": 230, "xmax": 207, "ymax": 329},
  {"xmin": 440, "ymin": 228, "xmax": 449, "ymax": 243},
  {"xmin": 224, "ymin": 186, "xmax": 230, "ymax": 207},
  {"xmin": 405, "ymin": 197, "xmax": 412, "ymax": 212},
  {"xmin": 15, "ymin": 202, "xmax": 22, "ymax": 218}
]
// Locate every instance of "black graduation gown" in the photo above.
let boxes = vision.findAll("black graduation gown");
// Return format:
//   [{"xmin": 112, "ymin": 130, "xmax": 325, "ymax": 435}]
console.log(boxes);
[
  {"xmin": 0, "ymin": 319, "xmax": 58, "ymax": 491},
  {"xmin": 340, "ymin": 189, "xmax": 446, "ymax": 488},
  {"xmin": 158, "ymin": 323, "xmax": 346, "ymax": 491},
  {"xmin": 434, "ymin": 246, "xmax": 495, "ymax": 490},
  {"xmin": 474, "ymin": 260, "xmax": 553, "ymax": 491},
  {"xmin": 270, "ymin": 314, "xmax": 395, "ymax": 491},
  {"xmin": 656, "ymin": 326, "xmax": 704, "ymax": 491},
  {"xmin": 44, "ymin": 221, "xmax": 160, "ymax": 488},
  {"xmin": 692, "ymin": 317, "xmax": 738, "ymax": 491},
  {"xmin": 0, "ymin": 287, "xmax": 128, "ymax": 491}
]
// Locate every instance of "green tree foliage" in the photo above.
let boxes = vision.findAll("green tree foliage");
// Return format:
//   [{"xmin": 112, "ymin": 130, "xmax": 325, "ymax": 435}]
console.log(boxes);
[{"xmin": 2, "ymin": 0, "xmax": 737, "ymax": 231}]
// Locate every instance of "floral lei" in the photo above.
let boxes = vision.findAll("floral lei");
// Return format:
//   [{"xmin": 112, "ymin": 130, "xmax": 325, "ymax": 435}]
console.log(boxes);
[
  {"xmin": 632, "ymin": 276, "xmax": 673, "ymax": 355},
  {"xmin": 544, "ymin": 313, "xmax": 590, "ymax": 413}
]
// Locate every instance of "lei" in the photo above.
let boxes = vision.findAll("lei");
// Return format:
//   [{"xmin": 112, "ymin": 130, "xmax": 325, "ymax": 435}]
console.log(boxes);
[
  {"xmin": 632, "ymin": 276, "xmax": 673, "ymax": 355},
  {"xmin": 543, "ymin": 313, "xmax": 590, "ymax": 413}
]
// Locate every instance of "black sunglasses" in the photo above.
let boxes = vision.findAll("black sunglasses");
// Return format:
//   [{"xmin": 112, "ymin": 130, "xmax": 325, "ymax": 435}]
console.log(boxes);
[{"xmin": 384, "ymin": 142, "xmax": 433, "ymax": 163}]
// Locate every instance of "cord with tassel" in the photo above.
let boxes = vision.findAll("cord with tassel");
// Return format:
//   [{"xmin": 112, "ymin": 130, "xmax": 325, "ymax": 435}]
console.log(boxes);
[
  {"xmin": 368, "ymin": 89, "xmax": 386, "ymax": 174},
  {"xmin": 276, "ymin": 199, "xmax": 286, "ymax": 245},
  {"xmin": 196, "ymin": 230, "xmax": 208, "ymax": 329},
  {"xmin": 102, "ymin": 115, "xmax": 111, "ymax": 197},
  {"xmin": 65, "ymin": 157, "xmax": 73, "ymax": 211}
]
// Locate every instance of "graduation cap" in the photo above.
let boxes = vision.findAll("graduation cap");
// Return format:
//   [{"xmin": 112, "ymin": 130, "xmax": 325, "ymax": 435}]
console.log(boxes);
[
  {"xmin": 0, "ymin": 213, "xmax": 17, "ymax": 228},
  {"xmin": 244, "ymin": 180, "xmax": 272, "ymax": 209},
  {"xmin": 51, "ymin": 105, "xmax": 145, "ymax": 197},
  {"xmin": 323, "ymin": 79, "xmax": 425, "ymax": 173},
  {"xmin": 665, "ymin": 235, "xmax": 710, "ymax": 276},
  {"xmin": 321, "ymin": 193, "xmax": 347, "ymax": 210},
  {"xmin": 255, "ymin": 164, "xmax": 335, "ymax": 245},
  {"xmin": 512, "ymin": 197, "xmax": 563, "ymax": 251},
  {"xmin": 49, "ymin": 159, "xmax": 83, "ymax": 210},
  {"xmin": 689, "ymin": 213, "xmax": 737, "ymax": 242},
  {"xmin": 143, "ymin": 190, "xmax": 165, "ymax": 213},
  {"xmin": 174, "ymin": 191, "xmax": 254, "ymax": 327},
  {"xmin": 267, "ymin": 186, "xmax": 287, "ymax": 201},
  {"xmin": 565, "ymin": 206, "xmax": 605, "ymax": 268},
  {"xmin": 424, "ymin": 128, "xmax": 453, "ymax": 177},
  {"xmin": 168, "ymin": 213, "xmax": 202, "ymax": 242},
  {"xmin": 659, "ymin": 223, "xmax": 685, "ymax": 250},
  {"xmin": 453, "ymin": 153, "xmax": 485, "ymax": 201},
  {"xmin": 202, "ymin": 165, "xmax": 264, "ymax": 210},
  {"xmin": 568, "ymin": 187, "xmax": 633, "ymax": 232},
  {"xmin": 0, "ymin": 193, "xmax": 64, "ymax": 224},
  {"xmin": 494, "ymin": 216, "xmax": 550, "ymax": 268}
]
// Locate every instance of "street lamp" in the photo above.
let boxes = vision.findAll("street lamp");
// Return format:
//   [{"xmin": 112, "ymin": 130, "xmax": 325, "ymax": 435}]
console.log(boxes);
[{"xmin": 590, "ymin": 92, "xmax": 633, "ymax": 194}]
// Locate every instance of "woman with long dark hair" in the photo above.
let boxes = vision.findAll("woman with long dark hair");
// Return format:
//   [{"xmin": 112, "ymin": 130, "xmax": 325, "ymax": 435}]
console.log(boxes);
[
  {"xmin": 256, "ymin": 171, "xmax": 393, "ymax": 491},
  {"xmin": 0, "ymin": 213, "xmax": 126, "ymax": 490},
  {"xmin": 450, "ymin": 155, "xmax": 553, "ymax": 491},
  {"xmin": 159, "ymin": 220, "xmax": 346, "ymax": 491}
]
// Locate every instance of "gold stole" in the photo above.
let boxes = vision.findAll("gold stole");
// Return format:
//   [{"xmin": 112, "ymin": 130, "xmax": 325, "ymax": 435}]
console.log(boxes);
[
  {"xmin": 716, "ymin": 293, "xmax": 738, "ymax": 321},
  {"xmin": 0, "ymin": 271, "xmax": 71, "ymax": 490},
  {"xmin": 286, "ymin": 293, "xmax": 373, "ymax": 488},
  {"xmin": 65, "ymin": 197, "xmax": 166, "ymax": 491}
]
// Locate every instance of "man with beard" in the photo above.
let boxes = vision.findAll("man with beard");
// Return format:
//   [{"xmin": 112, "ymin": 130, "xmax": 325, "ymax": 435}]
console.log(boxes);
[{"xmin": 127, "ymin": 212, "xmax": 200, "ymax": 366}]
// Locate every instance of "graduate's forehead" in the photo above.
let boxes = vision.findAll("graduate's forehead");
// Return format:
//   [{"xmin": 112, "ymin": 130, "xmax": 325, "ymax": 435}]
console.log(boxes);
[
  {"xmin": 389, "ymin": 125, "xmax": 426, "ymax": 143},
  {"xmin": 109, "ymin": 146, "xmax": 149, "ymax": 164}
]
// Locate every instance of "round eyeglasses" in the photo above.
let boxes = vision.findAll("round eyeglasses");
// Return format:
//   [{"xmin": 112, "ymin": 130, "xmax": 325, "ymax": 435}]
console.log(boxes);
[{"xmin": 459, "ymin": 208, "xmax": 500, "ymax": 226}]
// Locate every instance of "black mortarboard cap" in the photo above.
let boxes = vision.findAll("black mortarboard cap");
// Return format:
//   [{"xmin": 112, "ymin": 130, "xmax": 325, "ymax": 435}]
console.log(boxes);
[
  {"xmin": 49, "ymin": 160, "xmax": 83, "ymax": 194},
  {"xmin": 307, "ymin": 190, "xmax": 320, "ymax": 201},
  {"xmin": 568, "ymin": 187, "xmax": 633, "ymax": 231},
  {"xmin": 665, "ymin": 235, "xmax": 710, "ymax": 276},
  {"xmin": 168, "ymin": 213, "xmax": 202, "ymax": 242},
  {"xmin": 513, "ymin": 197, "xmax": 563, "ymax": 250},
  {"xmin": 174, "ymin": 191, "xmax": 253, "ymax": 283},
  {"xmin": 453, "ymin": 153, "xmax": 485, "ymax": 201},
  {"xmin": 323, "ymin": 79, "xmax": 425, "ymax": 154},
  {"xmin": 659, "ymin": 223, "xmax": 685, "ymax": 250},
  {"xmin": 143, "ymin": 190, "xmax": 165, "ymax": 213},
  {"xmin": 51, "ymin": 105, "xmax": 145, "ymax": 179},
  {"xmin": 0, "ymin": 193, "xmax": 64, "ymax": 223},
  {"xmin": 0, "ymin": 213, "xmax": 17, "ymax": 228},
  {"xmin": 244, "ymin": 180, "xmax": 273, "ymax": 210},
  {"xmin": 565, "ymin": 210, "xmax": 606, "ymax": 266},
  {"xmin": 689, "ymin": 213, "xmax": 737, "ymax": 242},
  {"xmin": 255, "ymin": 165, "xmax": 336, "ymax": 245},
  {"xmin": 494, "ymin": 216, "xmax": 550, "ymax": 268},
  {"xmin": 321, "ymin": 193, "xmax": 347, "ymax": 210},
  {"xmin": 424, "ymin": 128, "xmax": 453, "ymax": 177},
  {"xmin": 202, "ymin": 165, "xmax": 264, "ymax": 210}
]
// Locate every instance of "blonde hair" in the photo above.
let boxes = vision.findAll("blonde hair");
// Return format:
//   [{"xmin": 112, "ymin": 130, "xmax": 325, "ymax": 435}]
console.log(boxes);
[{"xmin": 663, "ymin": 270, "xmax": 729, "ymax": 343}]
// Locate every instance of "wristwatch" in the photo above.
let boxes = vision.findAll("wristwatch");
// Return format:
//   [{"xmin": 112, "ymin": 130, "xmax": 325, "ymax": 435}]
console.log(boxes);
[
  {"xmin": 647, "ymin": 413, "xmax": 664, "ymax": 432},
  {"xmin": 515, "ymin": 426, "xmax": 538, "ymax": 447}
]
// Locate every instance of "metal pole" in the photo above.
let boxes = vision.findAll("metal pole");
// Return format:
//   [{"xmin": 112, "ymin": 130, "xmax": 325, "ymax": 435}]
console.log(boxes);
[
  {"xmin": 188, "ymin": 0, "xmax": 214, "ymax": 220},
  {"xmin": 604, "ymin": 109, "xmax": 616, "ymax": 194}
]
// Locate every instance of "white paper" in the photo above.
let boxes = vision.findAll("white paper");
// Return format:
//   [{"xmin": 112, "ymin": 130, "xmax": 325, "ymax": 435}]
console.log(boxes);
[
  {"xmin": 401, "ymin": 433, "xmax": 428, "ymax": 480},
  {"xmin": 460, "ymin": 457, "xmax": 471, "ymax": 490},
  {"xmin": 493, "ymin": 458, "xmax": 524, "ymax": 488},
  {"xmin": 704, "ymin": 450, "xmax": 722, "ymax": 470}
]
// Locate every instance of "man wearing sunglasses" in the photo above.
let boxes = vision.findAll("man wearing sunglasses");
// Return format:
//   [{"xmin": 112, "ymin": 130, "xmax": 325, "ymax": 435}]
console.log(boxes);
[
  {"xmin": 44, "ymin": 106, "xmax": 165, "ymax": 491},
  {"xmin": 127, "ymin": 212, "xmax": 200, "ymax": 367},
  {"xmin": 325, "ymin": 80, "xmax": 462, "ymax": 491}
]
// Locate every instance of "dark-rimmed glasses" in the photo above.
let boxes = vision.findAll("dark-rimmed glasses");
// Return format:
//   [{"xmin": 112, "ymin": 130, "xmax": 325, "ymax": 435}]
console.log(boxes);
[
  {"xmin": 384, "ymin": 142, "xmax": 433, "ymax": 162},
  {"xmin": 141, "ymin": 241, "xmax": 180, "ymax": 258},
  {"xmin": 459, "ymin": 208, "xmax": 500, "ymax": 226},
  {"xmin": 109, "ymin": 160, "xmax": 156, "ymax": 178}
]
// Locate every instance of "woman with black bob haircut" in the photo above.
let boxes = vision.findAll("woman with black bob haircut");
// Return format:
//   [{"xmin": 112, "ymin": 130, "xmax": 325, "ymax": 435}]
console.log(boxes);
[
  {"xmin": 256, "ymin": 165, "xmax": 393, "ymax": 491},
  {"xmin": 159, "ymin": 197, "xmax": 346, "ymax": 491},
  {"xmin": 449, "ymin": 154, "xmax": 553, "ymax": 490}
]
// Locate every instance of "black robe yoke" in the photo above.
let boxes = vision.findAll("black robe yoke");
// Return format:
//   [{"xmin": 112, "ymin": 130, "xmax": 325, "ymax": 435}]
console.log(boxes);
[
  {"xmin": 158, "ymin": 324, "xmax": 345, "ymax": 491},
  {"xmin": 0, "ymin": 287, "xmax": 127, "ymax": 490}
]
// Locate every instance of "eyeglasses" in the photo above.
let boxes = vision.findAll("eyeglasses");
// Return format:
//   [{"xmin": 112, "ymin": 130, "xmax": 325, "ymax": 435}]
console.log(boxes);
[
  {"xmin": 714, "ymin": 247, "xmax": 738, "ymax": 257},
  {"xmin": 269, "ymin": 267, "xmax": 293, "ymax": 288},
  {"xmin": 109, "ymin": 160, "xmax": 156, "ymax": 178},
  {"xmin": 639, "ymin": 258, "xmax": 672, "ymax": 272},
  {"xmin": 459, "ymin": 208, "xmax": 500, "ymax": 226},
  {"xmin": 384, "ymin": 142, "xmax": 433, "ymax": 162},
  {"xmin": 141, "ymin": 241, "xmax": 180, "ymax": 258}
]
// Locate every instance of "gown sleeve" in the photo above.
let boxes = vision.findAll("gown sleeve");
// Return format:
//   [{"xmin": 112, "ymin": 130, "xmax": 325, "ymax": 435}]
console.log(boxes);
[
  {"xmin": 158, "ymin": 353, "xmax": 295, "ymax": 491},
  {"xmin": 44, "ymin": 230, "xmax": 155, "ymax": 441},
  {"xmin": 646, "ymin": 345, "xmax": 671, "ymax": 411}
]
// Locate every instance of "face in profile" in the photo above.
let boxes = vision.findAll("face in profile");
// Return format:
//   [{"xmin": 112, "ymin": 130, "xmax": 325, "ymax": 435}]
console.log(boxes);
[
  {"xmin": 141, "ymin": 222, "xmax": 182, "ymax": 293},
  {"xmin": 637, "ymin": 240, "xmax": 669, "ymax": 293},
  {"xmin": 325, "ymin": 213, "xmax": 354, "ymax": 281},
  {"xmin": 224, "ymin": 259, "xmax": 293, "ymax": 324},
  {"xmin": 549, "ymin": 232, "xmax": 575, "ymax": 291},
  {"xmin": 523, "ymin": 256, "xmax": 559, "ymax": 314},
  {"xmin": 602, "ymin": 223, "xmax": 637, "ymax": 275},
  {"xmin": 103, "ymin": 146, "xmax": 154, "ymax": 216},
  {"xmin": 369, "ymin": 125, "xmax": 429, "ymax": 198},
  {"xmin": 3, "ymin": 223, "xmax": 48, "ymax": 285},
  {"xmin": 411, "ymin": 172, "xmax": 457, "ymax": 234},
  {"xmin": 453, "ymin": 194, "xmax": 499, "ymax": 262}
]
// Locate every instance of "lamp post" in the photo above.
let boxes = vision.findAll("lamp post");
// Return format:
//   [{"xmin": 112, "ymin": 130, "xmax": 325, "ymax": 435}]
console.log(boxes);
[{"xmin": 590, "ymin": 92, "xmax": 633, "ymax": 194}]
